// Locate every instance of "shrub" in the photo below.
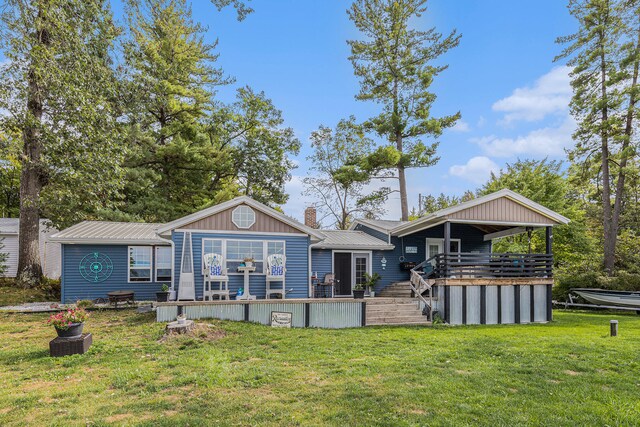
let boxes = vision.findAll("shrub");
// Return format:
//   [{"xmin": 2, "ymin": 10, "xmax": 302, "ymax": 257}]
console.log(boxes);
[
  {"xmin": 554, "ymin": 271, "xmax": 640, "ymax": 301},
  {"xmin": 76, "ymin": 299, "xmax": 94, "ymax": 309}
]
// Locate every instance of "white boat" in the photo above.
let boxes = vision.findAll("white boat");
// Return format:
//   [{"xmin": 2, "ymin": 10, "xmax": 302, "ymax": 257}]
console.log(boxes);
[{"xmin": 571, "ymin": 288, "xmax": 640, "ymax": 309}]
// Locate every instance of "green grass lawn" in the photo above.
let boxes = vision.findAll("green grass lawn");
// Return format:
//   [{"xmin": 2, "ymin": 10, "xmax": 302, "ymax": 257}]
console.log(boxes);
[
  {"xmin": 0, "ymin": 282, "xmax": 53, "ymax": 306},
  {"xmin": 0, "ymin": 310, "xmax": 638, "ymax": 426}
]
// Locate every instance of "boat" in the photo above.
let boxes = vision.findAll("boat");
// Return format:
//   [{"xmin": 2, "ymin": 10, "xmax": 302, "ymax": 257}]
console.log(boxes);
[{"xmin": 571, "ymin": 288, "xmax": 640, "ymax": 309}]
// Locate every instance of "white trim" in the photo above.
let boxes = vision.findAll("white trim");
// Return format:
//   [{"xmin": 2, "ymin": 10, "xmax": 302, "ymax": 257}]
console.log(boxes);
[
  {"xmin": 348, "ymin": 220, "xmax": 392, "ymax": 234},
  {"xmin": 231, "ymin": 205, "xmax": 256, "ymax": 229},
  {"xmin": 127, "ymin": 245, "xmax": 152, "ymax": 283},
  {"xmin": 157, "ymin": 196, "xmax": 324, "ymax": 239},
  {"xmin": 174, "ymin": 228, "xmax": 309, "ymax": 237},
  {"xmin": 154, "ymin": 246, "xmax": 172, "ymax": 283},
  {"xmin": 394, "ymin": 219, "xmax": 447, "ymax": 237},
  {"xmin": 331, "ymin": 250, "xmax": 373, "ymax": 297},
  {"xmin": 447, "ymin": 219, "xmax": 556, "ymax": 227},
  {"xmin": 426, "ymin": 238, "xmax": 461, "ymax": 258},
  {"xmin": 51, "ymin": 238, "xmax": 167, "ymax": 245}
]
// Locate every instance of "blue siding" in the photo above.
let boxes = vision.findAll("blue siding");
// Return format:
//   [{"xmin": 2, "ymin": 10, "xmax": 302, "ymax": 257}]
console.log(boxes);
[
  {"xmin": 371, "ymin": 224, "xmax": 491, "ymax": 291},
  {"xmin": 173, "ymin": 232, "xmax": 310, "ymax": 300},
  {"xmin": 61, "ymin": 244, "xmax": 170, "ymax": 303},
  {"xmin": 311, "ymin": 249, "xmax": 332, "ymax": 280}
]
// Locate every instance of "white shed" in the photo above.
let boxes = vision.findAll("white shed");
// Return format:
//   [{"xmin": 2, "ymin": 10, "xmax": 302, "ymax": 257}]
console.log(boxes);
[{"xmin": 0, "ymin": 218, "xmax": 61, "ymax": 279}]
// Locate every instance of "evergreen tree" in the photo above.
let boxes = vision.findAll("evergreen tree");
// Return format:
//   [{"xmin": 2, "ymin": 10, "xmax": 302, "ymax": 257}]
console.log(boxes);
[
  {"xmin": 0, "ymin": 0, "xmax": 125, "ymax": 282},
  {"xmin": 347, "ymin": 0, "xmax": 461, "ymax": 221},
  {"xmin": 556, "ymin": 0, "xmax": 640, "ymax": 274}
]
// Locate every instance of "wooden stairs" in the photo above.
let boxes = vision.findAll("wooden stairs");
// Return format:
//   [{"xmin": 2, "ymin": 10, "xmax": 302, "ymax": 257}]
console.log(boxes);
[{"xmin": 365, "ymin": 297, "xmax": 431, "ymax": 326}]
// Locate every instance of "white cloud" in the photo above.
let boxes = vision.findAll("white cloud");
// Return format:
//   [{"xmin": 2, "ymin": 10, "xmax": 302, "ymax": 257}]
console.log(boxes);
[
  {"xmin": 492, "ymin": 66, "xmax": 571, "ymax": 124},
  {"xmin": 450, "ymin": 120, "xmax": 470, "ymax": 132},
  {"xmin": 471, "ymin": 116, "xmax": 575, "ymax": 158},
  {"xmin": 449, "ymin": 156, "xmax": 499, "ymax": 184},
  {"xmin": 282, "ymin": 175, "xmax": 312, "ymax": 222}
]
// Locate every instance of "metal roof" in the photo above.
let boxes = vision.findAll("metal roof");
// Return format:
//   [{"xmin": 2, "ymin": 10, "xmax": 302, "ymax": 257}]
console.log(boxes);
[
  {"xmin": 49, "ymin": 221, "xmax": 167, "ymax": 245},
  {"xmin": 312, "ymin": 230, "xmax": 394, "ymax": 250},
  {"xmin": 352, "ymin": 219, "xmax": 408, "ymax": 232}
]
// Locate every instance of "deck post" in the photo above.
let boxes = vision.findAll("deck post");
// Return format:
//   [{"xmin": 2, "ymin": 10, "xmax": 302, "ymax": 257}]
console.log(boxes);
[
  {"xmin": 444, "ymin": 221, "xmax": 451, "ymax": 278},
  {"xmin": 546, "ymin": 226, "xmax": 553, "ymax": 277}
]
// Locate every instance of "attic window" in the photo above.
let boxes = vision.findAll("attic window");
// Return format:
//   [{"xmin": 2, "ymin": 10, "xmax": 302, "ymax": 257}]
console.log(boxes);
[{"xmin": 232, "ymin": 205, "xmax": 256, "ymax": 229}]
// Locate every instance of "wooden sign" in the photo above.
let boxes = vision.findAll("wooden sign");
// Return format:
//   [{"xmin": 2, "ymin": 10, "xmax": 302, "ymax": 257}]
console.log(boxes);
[
  {"xmin": 271, "ymin": 311, "xmax": 292, "ymax": 328},
  {"xmin": 406, "ymin": 246, "xmax": 418, "ymax": 254}
]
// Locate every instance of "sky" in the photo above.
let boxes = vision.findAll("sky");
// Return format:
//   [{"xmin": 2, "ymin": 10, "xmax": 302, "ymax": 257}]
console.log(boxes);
[{"xmin": 104, "ymin": 1, "xmax": 579, "ymax": 224}]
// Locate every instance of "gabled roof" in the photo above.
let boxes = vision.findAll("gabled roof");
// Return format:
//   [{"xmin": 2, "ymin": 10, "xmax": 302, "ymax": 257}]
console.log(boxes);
[
  {"xmin": 50, "ymin": 221, "xmax": 167, "ymax": 245},
  {"xmin": 349, "ymin": 189, "xmax": 570, "ymax": 238},
  {"xmin": 157, "ymin": 196, "xmax": 325, "ymax": 240},
  {"xmin": 312, "ymin": 230, "xmax": 394, "ymax": 250}
]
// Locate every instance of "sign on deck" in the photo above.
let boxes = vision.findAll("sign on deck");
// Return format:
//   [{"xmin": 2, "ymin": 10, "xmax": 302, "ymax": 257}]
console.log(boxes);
[
  {"xmin": 271, "ymin": 311, "xmax": 293, "ymax": 328},
  {"xmin": 405, "ymin": 246, "xmax": 418, "ymax": 254}
]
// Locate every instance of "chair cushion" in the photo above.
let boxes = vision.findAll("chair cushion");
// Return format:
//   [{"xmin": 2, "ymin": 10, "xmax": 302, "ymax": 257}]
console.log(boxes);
[
  {"xmin": 210, "ymin": 265, "xmax": 222, "ymax": 276},
  {"xmin": 271, "ymin": 265, "xmax": 284, "ymax": 276}
]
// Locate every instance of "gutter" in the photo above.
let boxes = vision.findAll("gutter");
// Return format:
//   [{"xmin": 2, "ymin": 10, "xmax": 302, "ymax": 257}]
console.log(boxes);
[{"xmin": 156, "ymin": 233, "xmax": 176, "ymax": 300}]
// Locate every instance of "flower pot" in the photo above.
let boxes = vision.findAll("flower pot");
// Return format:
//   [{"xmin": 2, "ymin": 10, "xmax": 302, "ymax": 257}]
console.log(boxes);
[
  {"xmin": 55, "ymin": 322, "xmax": 84, "ymax": 339},
  {"xmin": 353, "ymin": 290, "xmax": 365, "ymax": 299},
  {"xmin": 156, "ymin": 291, "xmax": 169, "ymax": 302},
  {"xmin": 177, "ymin": 316, "xmax": 187, "ymax": 325},
  {"xmin": 245, "ymin": 261, "xmax": 253, "ymax": 267}
]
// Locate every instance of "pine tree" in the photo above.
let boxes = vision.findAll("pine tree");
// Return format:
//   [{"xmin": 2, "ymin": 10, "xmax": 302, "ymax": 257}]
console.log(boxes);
[{"xmin": 347, "ymin": 0, "xmax": 461, "ymax": 221}]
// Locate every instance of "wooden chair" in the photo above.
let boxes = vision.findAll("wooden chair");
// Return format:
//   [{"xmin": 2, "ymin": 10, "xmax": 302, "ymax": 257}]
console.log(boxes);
[
  {"xmin": 203, "ymin": 253, "xmax": 229, "ymax": 301},
  {"xmin": 266, "ymin": 254, "xmax": 286, "ymax": 299}
]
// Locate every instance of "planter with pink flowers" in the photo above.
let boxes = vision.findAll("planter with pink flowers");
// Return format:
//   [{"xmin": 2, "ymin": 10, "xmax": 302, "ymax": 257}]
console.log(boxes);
[{"xmin": 47, "ymin": 308, "xmax": 90, "ymax": 339}]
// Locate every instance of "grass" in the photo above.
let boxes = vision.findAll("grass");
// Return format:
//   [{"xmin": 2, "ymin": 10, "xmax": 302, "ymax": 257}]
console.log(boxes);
[
  {"xmin": 0, "ymin": 280, "xmax": 55, "ymax": 306},
  {"xmin": 0, "ymin": 310, "xmax": 638, "ymax": 426}
]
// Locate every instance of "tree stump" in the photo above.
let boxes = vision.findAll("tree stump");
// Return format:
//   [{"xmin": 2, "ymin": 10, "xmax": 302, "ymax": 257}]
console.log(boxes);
[
  {"xmin": 50, "ymin": 333, "xmax": 92, "ymax": 357},
  {"xmin": 165, "ymin": 320, "xmax": 195, "ymax": 335}
]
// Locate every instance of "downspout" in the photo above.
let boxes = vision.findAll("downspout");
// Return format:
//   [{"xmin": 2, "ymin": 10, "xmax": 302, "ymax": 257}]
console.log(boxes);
[
  {"xmin": 156, "ymin": 232, "xmax": 176, "ymax": 301},
  {"xmin": 308, "ymin": 240, "xmax": 312, "ymax": 298}
]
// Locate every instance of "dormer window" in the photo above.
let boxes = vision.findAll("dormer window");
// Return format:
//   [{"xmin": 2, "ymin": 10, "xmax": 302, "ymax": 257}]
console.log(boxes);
[{"xmin": 232, "ymin": 205, "xmax": 256, "ymax": 229}]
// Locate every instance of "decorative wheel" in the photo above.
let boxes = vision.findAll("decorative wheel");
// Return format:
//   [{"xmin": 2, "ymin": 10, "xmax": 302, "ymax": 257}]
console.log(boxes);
[{"xmin": 79, "ymin": 252, "xmax": 113, "ymax": 283}]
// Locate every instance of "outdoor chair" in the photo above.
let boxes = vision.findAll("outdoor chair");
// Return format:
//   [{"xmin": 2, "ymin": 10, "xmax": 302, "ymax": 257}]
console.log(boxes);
[
  {"xmin": 315, "ymin": 273, "xmax": 336, "ymax": 298},
  {"xmin": 266, "ymin": 254, "xmax": 286, "ymax": 299},
  {"xmin": 203, "ymin": 253, "xmax": 230, "ymax": 300}
]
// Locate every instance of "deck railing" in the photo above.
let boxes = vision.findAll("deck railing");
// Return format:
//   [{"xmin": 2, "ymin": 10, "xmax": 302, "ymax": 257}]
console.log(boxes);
[{"xmin": 425, "ymin": 252, "xmax": 553, "ymax": 279}]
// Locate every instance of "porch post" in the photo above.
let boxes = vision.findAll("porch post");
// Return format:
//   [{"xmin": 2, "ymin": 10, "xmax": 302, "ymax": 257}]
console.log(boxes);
[
  {"xmin": 545, "ymin": 226, "xmax": 553, "ymax": 278},
  {"xmin": 444, "ymin": 221, "xmax": 451, "ymax": 278}
]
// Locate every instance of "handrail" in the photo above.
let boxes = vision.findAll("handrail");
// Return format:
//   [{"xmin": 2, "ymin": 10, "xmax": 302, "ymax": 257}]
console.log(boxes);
[
  {"xmin": 429, "ymin": 252, "xmax": 553, "ymax": 278},
  {"xmin": 409, "ymin": 269, "xmax": 433, "ymax": 322}
]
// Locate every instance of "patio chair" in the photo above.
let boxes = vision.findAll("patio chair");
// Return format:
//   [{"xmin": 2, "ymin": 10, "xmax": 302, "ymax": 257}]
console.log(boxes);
[
  {"xmin": 266, "ymin": 254, "xmax": 286, "ymax": 299},
  {"xmin": 315, "ymin": 273, "xmax": 336, "ymax": 298},
  {"xmin": 203, "ymin": 253, "xmax": 229, "ymax": 300}
]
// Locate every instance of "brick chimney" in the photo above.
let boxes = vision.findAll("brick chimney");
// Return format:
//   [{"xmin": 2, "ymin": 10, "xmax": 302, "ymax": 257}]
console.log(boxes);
[{"xmin": 304, "ymin": 206, "xmax": 317, "ymax": 228}]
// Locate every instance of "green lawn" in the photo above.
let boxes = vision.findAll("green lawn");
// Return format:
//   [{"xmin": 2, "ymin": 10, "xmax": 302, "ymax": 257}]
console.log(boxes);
[
  {"xmin": 0, "ymin": 282, "xmax": 54, "ymax": 306},
  {"xmin": 0, "ymin": 310, "xmax": 638, "ymax": 426}
]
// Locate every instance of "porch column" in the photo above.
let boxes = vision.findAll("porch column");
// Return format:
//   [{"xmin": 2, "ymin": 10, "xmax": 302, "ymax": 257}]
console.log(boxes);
[
  {"xmin": 444, "ymin": 221, "xmax": 451, "ymax": 278},
  {"xmin": 545, "ymin": 226, "xmax": 553, "ymax": 278}
]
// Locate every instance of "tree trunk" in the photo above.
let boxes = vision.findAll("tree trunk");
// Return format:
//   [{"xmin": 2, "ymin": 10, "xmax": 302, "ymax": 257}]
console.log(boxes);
[
  {"xmin": 599, "ymin": 29, "xmax": 615, "ymax": 276},
  {"xmin": 17, "ymin": 5, "xmax": 49, "ymax": 283}
]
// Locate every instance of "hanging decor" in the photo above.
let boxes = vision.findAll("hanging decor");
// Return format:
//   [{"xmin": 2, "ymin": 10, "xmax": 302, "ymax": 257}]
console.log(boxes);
[{"xmin": 79, "ymin": 252, "xmax": 113, "ymax": 283}]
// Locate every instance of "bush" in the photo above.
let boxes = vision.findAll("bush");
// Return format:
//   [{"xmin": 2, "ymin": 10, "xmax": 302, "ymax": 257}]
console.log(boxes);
[
  {"xmin": 76, "ymin": 299, "xmax": 94, "ymax": 309},
  {"xmin": 554, "ymin": 271, "xmax": 640, "ymax": 301},
  {"xmin": 38, "ymin": 278, "xmax": 61, "ymax": 300}
]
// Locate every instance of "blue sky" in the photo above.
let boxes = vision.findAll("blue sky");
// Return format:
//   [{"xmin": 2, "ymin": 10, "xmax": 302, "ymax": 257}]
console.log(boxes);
[{"xmin": 118, "ymin": 1, "xmax": 578, "ymax": 223}]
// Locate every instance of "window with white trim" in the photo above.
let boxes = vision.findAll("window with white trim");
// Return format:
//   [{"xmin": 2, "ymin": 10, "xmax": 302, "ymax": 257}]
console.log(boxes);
[
  {"xmin": 227, "ymin": 240, "xmax": 264, "ymax": 271},
  {"xmin": 129, "ymin": 246, "xmax": 152, "ymax": 282},
  {"xmin": 155, "ymin": 246, "xmax": 172, "ymax": 282},
  {"xmin": 232, "ymin": 205, "xmax": 256, "ymax": 228}
]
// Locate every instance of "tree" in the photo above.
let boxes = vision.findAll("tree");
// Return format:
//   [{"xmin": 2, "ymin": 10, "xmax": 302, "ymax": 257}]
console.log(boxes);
[
  {"xmin": 556, "ymin": 0, "xmax": 640, "ymax": 274},
  {"xmin": 0, "ymin": 0, "xmax": 126, "ymax": 282},
  {"xmin": 0, "ymin": 130, "xmax": 21, "ymax": 218},
  {"xmin": 480, "ymin": 159, "xmax": 596, "ymax": 270},
  {"xmin": 347, "ymin": 0, "xmax": 461, "ymax": 221},
  {"xmin": 304, "ymin": 117, "xmax": 395, "ymax": 229},
  {"xmin": 415, "ymin": 191, "xmax": 475, "ymax": 217}
]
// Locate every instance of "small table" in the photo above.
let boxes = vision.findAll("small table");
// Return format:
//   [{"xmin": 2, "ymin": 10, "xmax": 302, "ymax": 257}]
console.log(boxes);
[
  {"xmin": 236, "ymin": 266, "xmax": 256, "ymax": 300},
  {"xmin": 107, "ymin": 290, "xmax": 135, "ymax": 308}
]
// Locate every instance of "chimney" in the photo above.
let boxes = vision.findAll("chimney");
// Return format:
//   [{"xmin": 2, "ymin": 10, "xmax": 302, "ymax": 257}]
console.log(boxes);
[{"xmin": 304, "ymin": 206, "xmax": 317, "ymax": 228}]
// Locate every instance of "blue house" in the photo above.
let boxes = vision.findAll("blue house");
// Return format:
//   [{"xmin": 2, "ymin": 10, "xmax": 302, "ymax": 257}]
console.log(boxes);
[{"xmin": 51, "ymin": 190, "xmax": 569, "ymax": 326}]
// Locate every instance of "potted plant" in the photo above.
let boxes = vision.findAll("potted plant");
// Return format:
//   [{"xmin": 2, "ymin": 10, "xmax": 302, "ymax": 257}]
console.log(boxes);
[
  {"xmin": 156, "ymin": 284, "xmax": 170, "ymax": 302},
  {"xmin": 243, "ymin": 257, "xmax": 255, "ymax": 268},
  {"xmin": 47, "ymin": 308, "xmax": 89, "ymax": 339},
  {"xmin": 353, "ymin": 283, "xmax": 366, "ymax": 299},
  {"xmin": 363, "ymin": 273, "xmax": 381, "ymax": 297}
]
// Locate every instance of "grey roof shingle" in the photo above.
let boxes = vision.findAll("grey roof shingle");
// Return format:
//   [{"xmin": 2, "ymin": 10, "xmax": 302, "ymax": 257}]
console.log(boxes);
[{"xmin": 312, "ymin": 230, "xmax": 394, "ymax": 250}]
